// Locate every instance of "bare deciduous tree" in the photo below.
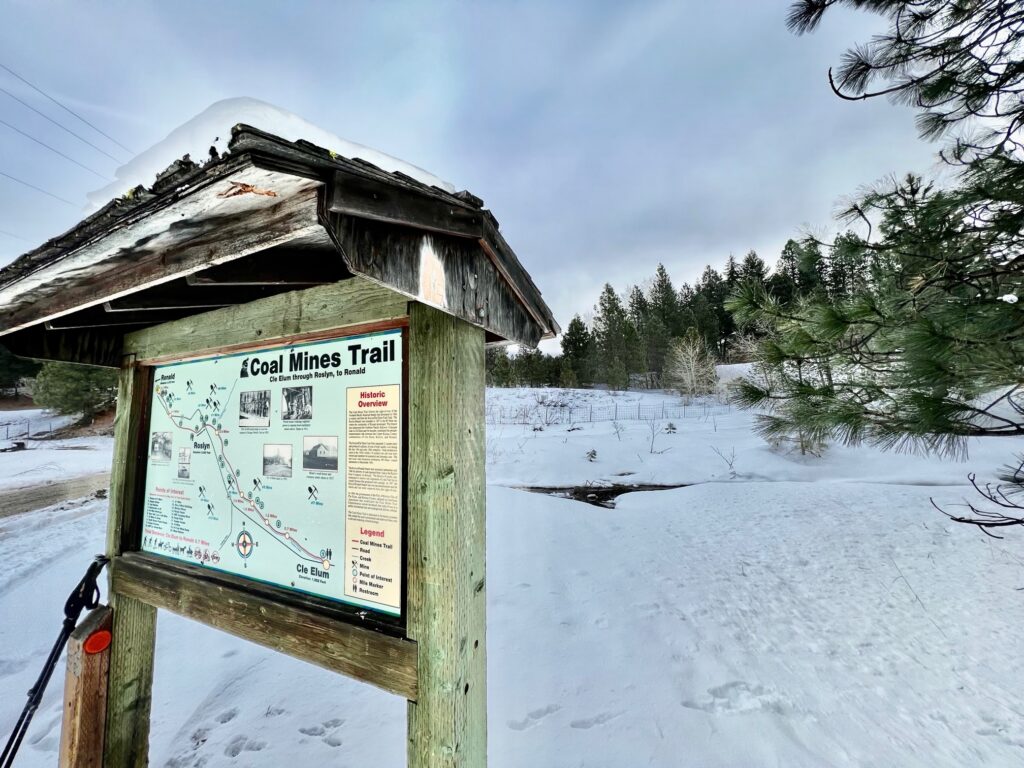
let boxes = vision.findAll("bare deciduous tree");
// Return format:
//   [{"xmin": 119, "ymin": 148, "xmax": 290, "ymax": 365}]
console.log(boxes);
[{"xmin": 664, "ymin": 329, "xmax": 718, "ymax": 400}]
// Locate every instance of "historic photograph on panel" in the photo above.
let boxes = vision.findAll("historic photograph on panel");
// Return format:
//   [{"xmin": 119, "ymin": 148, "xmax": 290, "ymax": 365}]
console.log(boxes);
[
  {"xmin": 262, "ymin": 444, "xmax": 293, "ymax": 478},
  {"xmin": 177, "ymin": 448, "xmax": 192, "ymax": 479},
  {"xmin": 302, "ymin": 436, "xmax": 338, "ymax": 472},
  {"xmin": 282, "ymin": 386, "xmax": 313, "ymax": 421},
  {"xmin": 150, "ymin": 432, "xmax": 172, "ymax": 462},
  {"xmin": 239, "ymin": 389, "xmax": 271, "ymax": 427}
]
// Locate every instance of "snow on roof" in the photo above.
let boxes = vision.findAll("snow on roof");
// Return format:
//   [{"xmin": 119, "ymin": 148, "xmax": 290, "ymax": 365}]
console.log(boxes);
[{"xmin": 86, "ymin": 97, "xmax": 455, "ymax": 208}]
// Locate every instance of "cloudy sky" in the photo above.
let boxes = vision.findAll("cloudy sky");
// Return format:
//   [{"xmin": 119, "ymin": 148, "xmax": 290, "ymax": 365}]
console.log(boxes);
[{"xmin": 0, "ymin": 1, "xmax": 939, "ymax": 348}]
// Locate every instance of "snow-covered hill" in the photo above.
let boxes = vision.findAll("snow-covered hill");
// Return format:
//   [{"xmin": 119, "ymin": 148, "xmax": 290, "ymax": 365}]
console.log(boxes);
[{"xmin": 3, "ymin": 389, "xmax": 1024, "ymax": 766}]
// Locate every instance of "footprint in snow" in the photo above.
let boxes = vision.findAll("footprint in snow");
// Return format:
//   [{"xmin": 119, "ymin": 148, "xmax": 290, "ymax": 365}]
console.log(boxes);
[
  {"xmin": 28, "ymin": 712, "xmax": 61, "ymax": 747},
  {"xmin": 0, "ymin": 657, "xmax": 29, "ymax": 677},
  {"xmin": 569, "ymin": 711, "xmax": 621, "ymax": 730},
  {"xmin": 507, "ymin": 704, "xmax": 561, "ymax": 731},
  {"xmin": 223, "ymin": 735, "xmax": 266, "ymax": 757},
  {"xmin": 216, "ymin": 708, "xmax": 238, "ymax": 724},
  {"xmin": 681, "ymin": 681, "xmax": 791, "ymax": 715}
]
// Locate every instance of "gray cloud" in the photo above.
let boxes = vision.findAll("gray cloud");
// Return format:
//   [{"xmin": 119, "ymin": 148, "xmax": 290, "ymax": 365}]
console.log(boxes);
[{"xmin": 0, "ymin": 1, "xmax": 939, "ymax": 351}]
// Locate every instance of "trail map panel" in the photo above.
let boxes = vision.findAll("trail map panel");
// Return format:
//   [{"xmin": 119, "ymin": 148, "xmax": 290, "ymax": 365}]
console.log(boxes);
[{"xmin": 140, "ymin": 329, "xmax": 404, "ymax": 616}]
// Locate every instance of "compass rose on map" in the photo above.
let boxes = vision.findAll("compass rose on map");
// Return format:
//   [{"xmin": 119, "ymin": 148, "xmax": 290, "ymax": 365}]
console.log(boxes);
[{"xmin": 236, "ymin": 530, "xmax": 254, "ymax": 559}]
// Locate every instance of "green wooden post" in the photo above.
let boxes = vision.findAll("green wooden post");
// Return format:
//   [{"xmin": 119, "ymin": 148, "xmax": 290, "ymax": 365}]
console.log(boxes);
[
  {"xmin": 407, "ymin": 302, "xmax": 487, "ymax": 767},
  {"xmin": 103, "ymin": 362, "xmax": 157, "ymax": 768}
]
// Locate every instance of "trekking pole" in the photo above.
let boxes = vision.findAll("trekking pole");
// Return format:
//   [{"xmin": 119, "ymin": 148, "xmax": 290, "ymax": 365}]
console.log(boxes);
[{"xmin": 1, "ymin": 555, "xmax": 109, "ymax": 768}]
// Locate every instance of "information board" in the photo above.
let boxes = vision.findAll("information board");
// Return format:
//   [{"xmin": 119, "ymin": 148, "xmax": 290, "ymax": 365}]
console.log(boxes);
[{"xmin": 140, "ymin": 329, "xmax": 404, "ymax": 616}]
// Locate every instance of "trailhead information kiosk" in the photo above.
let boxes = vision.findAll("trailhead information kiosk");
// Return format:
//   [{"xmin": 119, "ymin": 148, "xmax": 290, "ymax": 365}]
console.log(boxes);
[
  {"xmin": 142, "ymin": 331, "xmax": 404, "ymax": 613},
  {"xmin": 0, "ymin": 124, "xmax": 557, "ymax": 768}
]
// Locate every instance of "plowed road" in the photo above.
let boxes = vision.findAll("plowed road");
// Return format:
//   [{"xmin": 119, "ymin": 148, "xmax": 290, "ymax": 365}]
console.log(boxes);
[{"xmin": 0, "ymin": 471, "xmax": 110, "ymax": 519}]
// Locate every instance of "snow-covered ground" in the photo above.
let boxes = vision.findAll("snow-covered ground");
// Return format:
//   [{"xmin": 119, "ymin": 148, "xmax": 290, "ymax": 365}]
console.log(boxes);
[
  {"xmin": 0, "ymin": 408, "xmax": 77, "ymax": 440},
  {"xmin": 0, "ymin": 435, "xmax": 113, "ymax": 491},
  {"xmin": 3, "ymin": 389, "xmax": 1024, "ymax": 766}
]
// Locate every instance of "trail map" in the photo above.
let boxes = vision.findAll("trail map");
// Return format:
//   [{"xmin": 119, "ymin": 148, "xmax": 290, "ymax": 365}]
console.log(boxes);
[{"xmin": 140, "ymin": 329, "xmax": 404, "ymax": 616}]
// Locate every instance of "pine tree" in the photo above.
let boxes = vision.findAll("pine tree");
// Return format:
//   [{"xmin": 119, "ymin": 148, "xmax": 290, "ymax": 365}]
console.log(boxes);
[
  {"xmin": 732, "ymin": 0, "xmax": 1024, "ymax": 461},
  {"xmin": 697, "ymin": 266, "xmax": 730, "ymax": 357},
  {"xmin": 560, "ymin": 315, "xmax": 594, "ymax": 385},
  {"xmin": 649, "ymin": 264, "xmax": 680, "ymax": 336},
  {"xmin": 512, "ymin": 348, "xmax": 547, "ymax": 388},
  {"xmin": 796, "ymin": 239, "xmax": 826, "ymax": 294},
  {"xmin": 627, "ymin": 286, "xmax": 650, "ymax": 331},
  {"xmin": 723, "ymin": 254, "xmax": 740, "ymax": 290},
  {"xmin": 729, "ymin": 169, "xmax": 1024, "ymax": 456},
  {"xmin": 558, "ymin": 358, "xmax": 579, "ymax": 388},
  {"xmin": 766, "ymin": 239, "xmax": 802, "ymax": 304},
  {"xmin": 486, "ymin": 346, "xmax": 515, "ymax": 387},
  {"xmin": 826, "ymin": 231, "xmax": 869, "ymax": 299},
  {"xmin": 644, "ymin": 315, "xmax": 671, "ymax": 379},
  {"xmin": 739, "ymin": 250, "xmax": 768, "ymax": 285},
  {"xmin": 788, "ymin": 0, "xmax": 1024, "ymax": 165},
  {"xmin": 33, "ymin": 362, "xmax": 117, "ymax": 418},
  {"xmin": 0, "ymin": 345, "xmax": 40, "ymax": 396},
  {"xmin": 593, "ymin": 284, "xmax": 635, "ymax": 387}
]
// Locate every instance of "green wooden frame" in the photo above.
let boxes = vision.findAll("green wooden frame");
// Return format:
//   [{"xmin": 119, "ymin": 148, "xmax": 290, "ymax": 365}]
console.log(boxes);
[{"xmin": 102, "ymin": 277, "xmax": 487, "ymax": 768}]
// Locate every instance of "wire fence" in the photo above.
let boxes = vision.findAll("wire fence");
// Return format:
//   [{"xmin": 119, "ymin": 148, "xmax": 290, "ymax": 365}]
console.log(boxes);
[
  {"xmin": 1, "ymin": 418, "xmax": 59, "ymax": 440},
  {"xmin": 485, "ymin": 399, "xmax": 732, "ymax": 426}
]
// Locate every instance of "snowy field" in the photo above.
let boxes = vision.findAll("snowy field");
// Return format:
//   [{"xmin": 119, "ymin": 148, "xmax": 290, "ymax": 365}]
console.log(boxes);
[
  {"xmin": 0, "ymin": 408, "xmax": 77, "ymax": 440},
  {"xmin": 0, "ymin": 434, "xmax": 113, "ymax": 491},
  {"xmin": 3, "ymin": 388, "xmax": 1024, "ymax": 766}
]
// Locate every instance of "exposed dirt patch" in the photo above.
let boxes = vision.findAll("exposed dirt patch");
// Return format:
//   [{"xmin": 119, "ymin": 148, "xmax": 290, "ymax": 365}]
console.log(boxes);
[
  {"xmin": 0, "ymin": 394, "xmax": 36, "ymax": 410},
  {"xmin": 43, "ymin": 409, "xmax": 116, "ymax": 440},
  {"xmin": 0, "ymin": 471, "xmax": 110, "ymax": 519}
]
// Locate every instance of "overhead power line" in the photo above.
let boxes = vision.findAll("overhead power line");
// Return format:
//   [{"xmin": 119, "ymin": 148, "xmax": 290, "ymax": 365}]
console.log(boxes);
[
  {"xmin": 0, "ymin": 169, "xmax": 77, "ymax": 206},
  {"xmin": 0, "ymin": 228, "xmax": 30, "ymax": 242},
  {"xmin": 0, "ymin": 116, "xmax": 110, "ymax": 180},
  {"xmin": 0, "ymin": 61, "xmax": 133, "ymax": 156},
  {"xmin": 0, "ymin": 84, "xmax": 123, "ymax": 163}
]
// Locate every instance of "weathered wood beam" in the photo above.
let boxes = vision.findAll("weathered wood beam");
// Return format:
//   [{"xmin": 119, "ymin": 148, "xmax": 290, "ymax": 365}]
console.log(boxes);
[
  {"xmin": 0, "ymin": 177, "xmax": 323, "ymax": 336},
  {"xmin": 329, "ymin": 169, "xmax": 484, "ymax": 239},
  {"xmin": 124, "ymin": 277, "xmax": 408, "ymax": 362},
  {"xmin": 327, "ymin": 213, "xmax": 543, "ymax": 347},
  {"xmin": 0, "ymin": 326, "xmax": 123, "ymax": 367},
  {"xmin": 103, "ymin": 278, "xmax": 232, "ymax": 311},
  {"xmin": 111, "ymin": 553, "xmax": 418, "ymax": 700},
  {"xmin": 59, "ymin": 606, "xmax": 112, "ymax": 768},
  {"xmin": 406, "ymin": 303, "xmax": 487, "ymax": 766},
  {"xmin": 104, "ymin": 363, "xmax": 156, "ymax": 768},
  {"xmin": 185, "ymin": 246, "xmax": 348, "ymax": 286},
  {"xmin": 480, "ymin": 214, "xmax": 558, "ymax": 340},
  {"xmin": 46, "ymin": 307, "xmax": 195, "ymax": 330}
]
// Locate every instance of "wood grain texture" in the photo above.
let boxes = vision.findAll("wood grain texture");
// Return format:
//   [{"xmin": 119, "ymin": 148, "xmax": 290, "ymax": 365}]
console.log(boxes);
[
  {"xmin": 329, "ymin": 169, "xmax": 484, "ymax": 238},
  {"xmin": 328, "ymin": 213, "xmax": 543, "ymax": 347},
  {"xmin": 0, "ymin": 174, "xmax": 322, "ymax": 336},
  {"xmin": 104, "ymin": 363, "xmax": 157, "ymax": 768},
  {"xmin": 0, "ymin": 324, "xmax": 124, "ymax": 367},
  {"xmin": 59, "ymin": 606, "xmax": 112, "ymax": 768},
  {"xmin": 406, "ymin": 303, "xmax": 487, "ymax": 767},
  {"xmin": 104, "ymin": 597, "xmax": 156, "ymax": 768},
  {"xmin": 124, "ymin": 277, "xmax": 408, "ymax": 362},
  {"xmin": 111, "ymin": 553, "xmax": 418, "ymax": 700}
]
